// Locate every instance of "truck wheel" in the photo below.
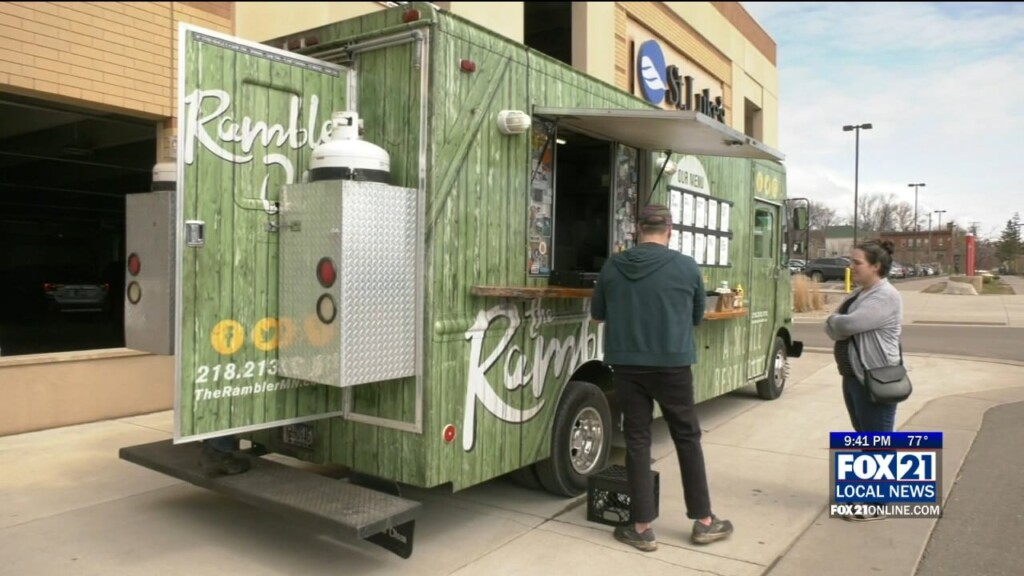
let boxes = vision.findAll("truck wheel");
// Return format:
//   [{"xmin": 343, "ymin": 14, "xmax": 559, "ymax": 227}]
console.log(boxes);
[
  {"xmin": 811, "ymin": 271, "xmax": 824, "ymax": 283},
  {"xmin": 756, "ymin": 337, "xmax": 788, "ymax": 400},
  {"xmin": 536, "ymin": 381, "xmax": 612, "ymax": 497}
]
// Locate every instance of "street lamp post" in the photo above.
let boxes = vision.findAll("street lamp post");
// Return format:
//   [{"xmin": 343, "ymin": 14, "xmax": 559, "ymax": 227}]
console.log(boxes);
[
  {"xmin": 908, "ymin": 183, "xmax": 926, "ymax": 270},
  {"xmin": 934, "ymin": 209, "xmax": 947, "ymax": 272},
  {"xmin": 927, "ymin": 212, "xmax": 934, "ymax": 264},
  {"xmin": 843, "ymin": 123, "xmax": 873, "ymax": 249}
]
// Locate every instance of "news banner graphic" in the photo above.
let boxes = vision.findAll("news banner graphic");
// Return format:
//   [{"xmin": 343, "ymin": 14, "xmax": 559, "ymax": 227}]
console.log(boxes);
[{"xmin": 829, "ymin": 432, "xmax": 943, "ymax": 519}]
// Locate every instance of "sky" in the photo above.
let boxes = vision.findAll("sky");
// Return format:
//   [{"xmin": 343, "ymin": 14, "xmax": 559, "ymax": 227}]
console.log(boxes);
[{"xmin": 741, "ymin": 2, "xmax": 1024, "ymax": 240}]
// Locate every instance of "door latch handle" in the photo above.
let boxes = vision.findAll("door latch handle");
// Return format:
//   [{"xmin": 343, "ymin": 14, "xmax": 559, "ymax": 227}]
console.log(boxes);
[{"xmin": 185, "ymin": 220, "xmax": 205, "ymax": 248}]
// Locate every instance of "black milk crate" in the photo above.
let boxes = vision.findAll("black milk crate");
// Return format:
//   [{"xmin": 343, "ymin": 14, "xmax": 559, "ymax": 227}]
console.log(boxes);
[{"xmin": 586, "ymin": 464, "xmax": 659, "ymax": 527}]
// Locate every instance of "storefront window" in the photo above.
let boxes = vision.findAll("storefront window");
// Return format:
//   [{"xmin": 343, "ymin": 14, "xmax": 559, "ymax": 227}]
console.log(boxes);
[{"xmin": 0, "ymin": 93, "xmax": 154, "ymax": 357}]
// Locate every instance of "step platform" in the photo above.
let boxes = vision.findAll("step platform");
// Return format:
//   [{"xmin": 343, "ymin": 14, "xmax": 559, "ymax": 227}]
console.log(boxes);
[{"xmin": 119, "ymin": 439, "xmax": 421, "ymax": 558}]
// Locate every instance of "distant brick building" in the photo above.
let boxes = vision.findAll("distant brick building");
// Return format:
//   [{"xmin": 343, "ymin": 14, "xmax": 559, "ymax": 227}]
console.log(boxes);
[{"xmin": 877, "ymin": 226, "xmax": 959, "ymax": 273}]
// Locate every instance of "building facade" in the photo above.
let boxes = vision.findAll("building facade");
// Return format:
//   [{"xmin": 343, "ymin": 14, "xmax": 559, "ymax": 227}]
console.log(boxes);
[
  {"xmin": 878, "ymin": 226, "xmax": 960, "ymax": 273},
  {"xmin": 0, "ymin": 1, "xmax": 779, "ymax": 435}
]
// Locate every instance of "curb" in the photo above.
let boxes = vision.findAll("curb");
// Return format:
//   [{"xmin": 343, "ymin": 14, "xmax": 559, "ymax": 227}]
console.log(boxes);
[{"xmin": 800, "ymin": 346, "xmax": 1024, "ymax": 368}]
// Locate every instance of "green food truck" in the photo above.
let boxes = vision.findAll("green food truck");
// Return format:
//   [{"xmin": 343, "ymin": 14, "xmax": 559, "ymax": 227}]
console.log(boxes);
[{"xmin": 120, "ymin": 3, "xmax": 805, "ymax": 559}]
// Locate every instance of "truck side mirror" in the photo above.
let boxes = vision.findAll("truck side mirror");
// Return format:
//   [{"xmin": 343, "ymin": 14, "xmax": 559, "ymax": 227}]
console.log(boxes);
[{"xmin": 793, "ymin": 206, "xmax": 809, "ymax": 231}]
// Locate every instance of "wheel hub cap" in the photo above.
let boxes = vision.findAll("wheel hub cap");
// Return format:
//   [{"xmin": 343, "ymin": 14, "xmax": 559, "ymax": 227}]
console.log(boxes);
[{"xmin": 569, "ymin": 407, "xmax": 604, "ymax": 475}]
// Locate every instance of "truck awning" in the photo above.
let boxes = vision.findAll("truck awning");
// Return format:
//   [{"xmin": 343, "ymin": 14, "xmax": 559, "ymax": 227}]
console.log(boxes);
[{"xmin": 532, "ymin": 107, "xmax": 784, "ymax": 162}]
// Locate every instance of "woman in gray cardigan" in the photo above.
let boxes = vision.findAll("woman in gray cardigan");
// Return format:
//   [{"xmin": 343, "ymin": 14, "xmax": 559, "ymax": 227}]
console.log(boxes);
[{"xmin": 824, "ymin": 240, "xmax": 904, "ymax": 433}]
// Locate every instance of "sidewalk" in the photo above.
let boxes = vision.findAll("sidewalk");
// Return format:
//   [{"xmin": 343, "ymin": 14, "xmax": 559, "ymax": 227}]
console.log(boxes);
[
  {"xmin": 795, "ymin": 275, "xmax": 1024, "ymax": 327},
  {"xmin": 2, "ymin": 349, "xmax": 1023, "ymax": 575}
]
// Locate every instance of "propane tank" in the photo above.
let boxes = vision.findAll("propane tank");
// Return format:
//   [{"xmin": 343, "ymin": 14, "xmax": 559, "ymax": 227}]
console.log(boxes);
[
  {"xmin": 151, "ymin": 161, "xmax": 176, "ymax": 191},
  {"xmin": 309, "ymin": 111, "xmax": 391, "ymax": 184}
]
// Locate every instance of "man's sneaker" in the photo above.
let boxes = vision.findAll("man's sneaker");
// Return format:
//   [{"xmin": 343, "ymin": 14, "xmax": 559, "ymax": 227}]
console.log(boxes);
[
  {"xmin": 198, "ymin": 445, "xmax": 252, "ymax": 476},
  {"xmin": 691, "ymin": 515, "xmax": 733, "ymax": 545},
  {"xmin": 842, "ymin": 511, "xmax": 887, "ymax": 522},
  {"xmin": 613, "ymin": 525, "xmax": 658, "ymax": 552}
]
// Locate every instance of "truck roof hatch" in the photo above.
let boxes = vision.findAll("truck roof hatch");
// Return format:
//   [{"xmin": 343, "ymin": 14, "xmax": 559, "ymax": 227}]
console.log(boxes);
[{"xmin": 533, "ymin": 107, "xmax": 784, "ymax": 162}]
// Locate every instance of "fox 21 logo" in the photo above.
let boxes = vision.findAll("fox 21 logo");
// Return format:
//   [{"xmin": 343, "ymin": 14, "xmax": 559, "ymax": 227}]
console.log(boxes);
[{"xmin": 836, "ymin": 452, "xmax": 937, "ymax": 481}]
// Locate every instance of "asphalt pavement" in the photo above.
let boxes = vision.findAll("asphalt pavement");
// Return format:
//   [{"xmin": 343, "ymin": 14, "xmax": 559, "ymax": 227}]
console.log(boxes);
[{"xmin": 915, "ymin": 400, "xmax": 1024, "ymax": 576}]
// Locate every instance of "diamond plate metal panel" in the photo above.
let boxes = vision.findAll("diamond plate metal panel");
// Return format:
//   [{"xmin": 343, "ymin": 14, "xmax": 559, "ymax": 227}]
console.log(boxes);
[
  {"xmin": 125, "ymin": 191, "xmax": 175, "ymax": 355},
  {"xmin": 340, "ymin": 182, "xmax": 418, "ymax": 385},
  {"xmin": 120, "ymin": 439, "xmax": 421, "ymax": 539},
  {"xmin": 279, "ymin": 181, "xmax": 417, "ymax": 387},
  {"xmin": 279, "ymin": 182, "xmax": 342, "ymax": 386}
]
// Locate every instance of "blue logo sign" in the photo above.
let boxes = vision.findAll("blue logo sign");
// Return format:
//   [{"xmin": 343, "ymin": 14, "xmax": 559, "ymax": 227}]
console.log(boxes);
[{"xmin": 636, "ymin": 40, "xmax": 667, "ymax": 105}]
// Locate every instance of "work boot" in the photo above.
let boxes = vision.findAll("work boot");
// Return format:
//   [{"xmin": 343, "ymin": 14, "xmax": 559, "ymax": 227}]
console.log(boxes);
[
  {"xmin": 198, "ymin": 443, "xmax": 252, "ymax": 476},
  {"xmin": 691, "ymin": 515, "xmax": 734, "ymax": 545},
  {"xmin": 613, "ymin": 525, "xmax": 657, "ymax": 552}
]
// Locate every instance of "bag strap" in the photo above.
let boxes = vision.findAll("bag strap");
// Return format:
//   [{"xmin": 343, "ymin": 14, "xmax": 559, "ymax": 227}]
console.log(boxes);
[{"xmin": 852, "ymin": 335, "xmax": 903, "ymax": 371}]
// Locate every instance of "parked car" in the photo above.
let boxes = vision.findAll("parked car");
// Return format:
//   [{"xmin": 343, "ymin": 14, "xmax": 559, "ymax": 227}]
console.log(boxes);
[
  {"xmin": 889, "ymin": 262, "xmax": 907, "ymax": 279},
  {"xmin": 787, "ymin": 259, "xmax": 806, "ymax": 274},
  {"xmin": 803, "ymin": 257, "xmax": 850, "ymax": 282},
  {"xmin": 42, "ymin": 266, "xmax": 111, "ymax": 315}
]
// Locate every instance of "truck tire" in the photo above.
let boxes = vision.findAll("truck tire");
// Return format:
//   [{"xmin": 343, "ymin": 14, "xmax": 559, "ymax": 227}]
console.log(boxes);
[
  {"xmin": 536, "ymin": 381, "xmax": 612, "ymax": 497},
  {"xmin": 756, "ymin": 336, "xmax": 788, "ymax": 400}
]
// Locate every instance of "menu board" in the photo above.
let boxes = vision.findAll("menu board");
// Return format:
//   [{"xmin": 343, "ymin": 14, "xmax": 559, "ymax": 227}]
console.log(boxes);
[{"xmin": 667, "ymin": 185, "xmax": 733, "ymax": 268}]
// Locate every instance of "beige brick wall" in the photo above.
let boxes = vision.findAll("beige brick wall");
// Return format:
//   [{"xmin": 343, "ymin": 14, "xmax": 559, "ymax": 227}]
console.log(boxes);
[
  {"xmin": 614, "ymin": 2, "xmax": 734, "ymax": 124},
  {"xmin": 0, "ymin": 1, "xmax": 231, "ymax": 138}
]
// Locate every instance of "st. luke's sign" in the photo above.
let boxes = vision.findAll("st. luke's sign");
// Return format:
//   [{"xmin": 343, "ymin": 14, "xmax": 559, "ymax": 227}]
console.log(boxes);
[{"xmin": 636, "ymin": 39, "xmax": 725, "ymax": 122}]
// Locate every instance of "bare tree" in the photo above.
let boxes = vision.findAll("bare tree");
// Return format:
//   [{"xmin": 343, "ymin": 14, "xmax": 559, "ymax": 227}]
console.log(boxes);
[
  {"xmin": 809, "ymin": 200, "xmax": 838, "ymax": 230},
  {"xmin": 852, "ymin": 192, "xmax": 915, "ymax": 232},
  {"xmin": 854, "ymin": 194, "xmax": 882, "ymax": 232},
  {"xmin": 892, "ymin": 202, "xmax": 916, "ymax": 232}
]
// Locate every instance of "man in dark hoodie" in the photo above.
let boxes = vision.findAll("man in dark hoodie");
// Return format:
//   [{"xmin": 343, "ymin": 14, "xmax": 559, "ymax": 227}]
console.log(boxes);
[{"xmin": 592, "ymin": 204, "xmax": 733, "ymax": 552}]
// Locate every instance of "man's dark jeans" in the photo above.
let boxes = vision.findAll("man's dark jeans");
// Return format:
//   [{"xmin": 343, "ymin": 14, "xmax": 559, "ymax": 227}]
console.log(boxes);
[{"xmin": 613, "ymin": 365, "xmax": 712, "ymax": 523}]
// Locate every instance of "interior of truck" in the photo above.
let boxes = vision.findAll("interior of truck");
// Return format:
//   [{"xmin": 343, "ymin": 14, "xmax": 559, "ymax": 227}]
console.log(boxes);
[{"xmin": 552, "ymin": 130, "xmax": 613, "ymax": 279}]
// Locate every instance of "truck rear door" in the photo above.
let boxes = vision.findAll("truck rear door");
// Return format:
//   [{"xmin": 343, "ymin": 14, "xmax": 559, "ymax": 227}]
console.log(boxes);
[{"xmin": 176, "ymin": 25, "xmax": 349, "ymax": 441}]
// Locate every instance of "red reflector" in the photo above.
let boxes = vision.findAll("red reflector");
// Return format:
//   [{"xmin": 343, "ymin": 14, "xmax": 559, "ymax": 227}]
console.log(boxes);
[
  {"xmin": 443, "ymin": 425, "xmax": 456, "ymax": 444},
  {"xmin": 317, "ymin": 257, "xmax": 337, "ymax": 288},
  {"xmin": 128, "ymin": 253, "xmax": 141, "ymax": 276},
  {"xmin": 460, "ymin": 59, "xmax": 476, "ymax": 73},
  {"xmin": 402, "ymin": 9, "xmax": 421, "ymax": 23}
]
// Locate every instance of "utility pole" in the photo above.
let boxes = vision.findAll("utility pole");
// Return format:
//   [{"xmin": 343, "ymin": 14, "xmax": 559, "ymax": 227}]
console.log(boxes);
[
  {"xmin": 934, "ymin": 210, "xmax": 947, "ymax": 272},
  {"xmin": 908, "ymin": 183, "xmax": 925, "ymax": 270}
]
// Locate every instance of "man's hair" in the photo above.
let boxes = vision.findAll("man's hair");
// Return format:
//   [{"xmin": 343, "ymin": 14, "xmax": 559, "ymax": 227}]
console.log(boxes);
[{"xmin": 638, "ymin": 204, "xmax": 672, "ymax": 235}]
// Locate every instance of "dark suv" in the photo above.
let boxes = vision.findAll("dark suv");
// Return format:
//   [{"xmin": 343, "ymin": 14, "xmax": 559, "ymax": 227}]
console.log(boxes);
[{"xmin": 804, "ymin": 257, "xmax": 850, "ymax": 282}]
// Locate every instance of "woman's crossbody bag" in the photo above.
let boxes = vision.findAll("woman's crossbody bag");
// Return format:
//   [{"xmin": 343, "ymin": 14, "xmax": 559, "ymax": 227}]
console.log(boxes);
[{"xmin": 852, "ymin": 337, "xmax": 912, "ymax": 404}]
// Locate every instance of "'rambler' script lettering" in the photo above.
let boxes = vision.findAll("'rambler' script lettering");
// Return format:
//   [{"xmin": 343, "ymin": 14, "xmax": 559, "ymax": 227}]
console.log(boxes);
[
  {"xmin": 462, "ymin": 301, "xmax": 603, "ymax": 451},
  {"xmin": 182, "ymin": 89, "xmax": 332, "ymax": 212}
]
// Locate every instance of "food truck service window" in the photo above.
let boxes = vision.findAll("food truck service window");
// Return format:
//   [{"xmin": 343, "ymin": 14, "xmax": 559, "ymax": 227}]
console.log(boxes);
[
  {"xmin": 526, "ymin": 107, "xmax": 785, "ymax": 286},
  {"xmin": 528, "ymin": 124, "xmax": 639, "ymax": 285}
]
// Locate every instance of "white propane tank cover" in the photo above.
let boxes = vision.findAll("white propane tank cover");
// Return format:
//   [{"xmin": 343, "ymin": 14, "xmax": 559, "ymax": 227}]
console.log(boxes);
[
  {"xmin": 309, "ymin": 111, "xmax": 391, "ymax": 183},
  {"xmin": 152, "ymin": 161, "xmax": 176, "ymax": 191}
]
